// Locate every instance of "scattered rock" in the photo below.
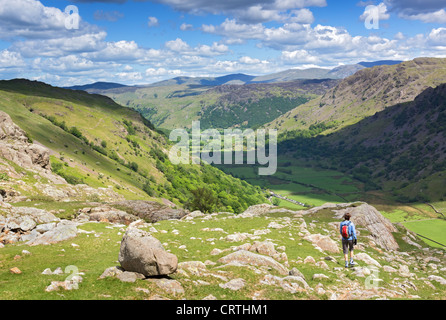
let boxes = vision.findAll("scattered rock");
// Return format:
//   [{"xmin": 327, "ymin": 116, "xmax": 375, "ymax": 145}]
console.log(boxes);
[
  {"xmin": 399, "ymin": 264, "xmax": 414, "ymax": 278},
  {"xmin": 354, "ymin": 252, "xmax": 382, "ymax": 268},
  {"xmin": 428, "ymin": 275, "xmax": 446, "ymax": 286},
  {"xmin": 45, "ymin": 276, "xmax": 82, "ymax": 292},
  {"xmin": 99, "ymin": 266, "xmax": 124, "ymax": 279},
  {"xmin": 210, "ymin": 248, "xmax": 225, "ymax": 256},
  {"xmin": 289, "ymin": 267, "xmax": 306, "ymax": 280},
  {"xmin": 42, "ymin": 268, "xmax": 53, "ymax": 275},
  {"xmin": 9, "ymin": 267, "xmax": 21, "ymax": 274},
  {"xmin": 219, "ymin": 278, "xmax": 246, "ymax": 291},
  {"xmin": 383, "ymin": 266, "xmax": 398, "ymax": 273},
  {"xmin": 118, "ymin": 227, "xmax": 178, "ymax": 277},
  {"xmin": 312, "ymin": 274, "xmax": 329, "ymax": 281},
  {"xmin": 304, "ymin": 256, "xmax": 316, "ymax": 264},
  {"xmin": 304, "ymin": 234, "xmax": 340, "ymax": 253},
  {"xmin": 218, "ymin": 250, "xmax": 289, "ymax": 275},
  {"xmin": 225, "ymin": 232, "xmax": 249, "ymax": 242},
  {"xmin": 148, "ymin": 278, "xmax": 185, "ymax": 296},
  {"xmin": 315, "ymin": 261, "xmax": 330, "ymax": 270},
  {"xmin": 178, "ymin": 261, "xmax": 208, "ymax": 276},
  {"xmin": 53, "ymin": 267, "xmax": 64, "ymax": 275},
  {"xmin": 117, "ymin": 271, "xmax": 145, "ymax": 283}
]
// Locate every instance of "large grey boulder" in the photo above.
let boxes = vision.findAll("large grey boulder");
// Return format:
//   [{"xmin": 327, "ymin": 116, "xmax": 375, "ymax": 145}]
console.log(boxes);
[{"xmin": 118, "ymin": 227, "xmax": 178, "ymax": 277}]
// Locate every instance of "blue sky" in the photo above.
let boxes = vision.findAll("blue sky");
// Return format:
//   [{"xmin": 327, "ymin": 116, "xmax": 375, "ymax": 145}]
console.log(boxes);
[{"xmin": 0, "ymin": 0, "xmax": 445, "ymax": 86}]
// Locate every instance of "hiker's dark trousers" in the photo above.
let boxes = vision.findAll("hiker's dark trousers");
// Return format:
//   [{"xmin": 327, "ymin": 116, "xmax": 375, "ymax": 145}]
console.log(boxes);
[{"xmin": 342, "ymin": 239, "xmax": 354, "ymax": 254}]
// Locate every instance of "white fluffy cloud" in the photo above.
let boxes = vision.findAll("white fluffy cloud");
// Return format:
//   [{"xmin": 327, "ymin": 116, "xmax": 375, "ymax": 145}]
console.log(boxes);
[
  {"xmin": 281, "ymin": 49, "xmax": 320, "ymax": 64},
  {"xmin": 1, "ymin": 0, "xmax": 446, "ymax": 86},
  {"xmin": 427, "ymin": 28, "xmax": 446, "ymax": 48},
  {"xmin": 164, "ymin": 38, "xmax": 229, "ymax": 56},
  {"xmin": 0, "ymin": 50, "xmax": 25, "ymax": 68},
  {"xmin": 384, "ymin": 0, "xmax": 446, "ymax": 23},
  {"xmin": 400, "ymin": 9, "xmax": 446, "ymax": 24}
]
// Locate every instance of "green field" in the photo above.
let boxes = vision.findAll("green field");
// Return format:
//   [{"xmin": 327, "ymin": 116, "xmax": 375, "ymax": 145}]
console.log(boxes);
[
  {"xmin": 217, "ymin": 156, "xmax": 362, "ymax": 208},
  {"xmin": 402, "ymin": 219, "xmax": 446, "ymax": 249}
]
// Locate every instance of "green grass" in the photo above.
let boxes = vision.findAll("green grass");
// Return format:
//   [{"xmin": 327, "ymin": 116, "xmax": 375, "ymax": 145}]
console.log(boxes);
[
  {"xmin": 402, "ymin": 219, "xmax": 446, "ymax": 248},
  {"xmin": 218, "ymin": 156, "xmax": 361, "ymax": 208},
  {"xmin": 1, "ymin": 205, "xmax": 445, "ymax": 300},
  {"xmin": 381, "ymin": 209, "xmax": 427, "ymax": 223}
]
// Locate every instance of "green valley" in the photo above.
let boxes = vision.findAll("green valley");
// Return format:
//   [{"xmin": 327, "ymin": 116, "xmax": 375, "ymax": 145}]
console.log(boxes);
[{"xmin": 0, "ymin": 79, "xmax": 266, "ymax": 213}]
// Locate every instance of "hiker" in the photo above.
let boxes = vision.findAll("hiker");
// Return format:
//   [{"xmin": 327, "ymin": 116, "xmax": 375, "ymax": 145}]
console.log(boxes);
[{"xmin": 340, "ymin": 212, "xmax": 357, "ymax": 268}]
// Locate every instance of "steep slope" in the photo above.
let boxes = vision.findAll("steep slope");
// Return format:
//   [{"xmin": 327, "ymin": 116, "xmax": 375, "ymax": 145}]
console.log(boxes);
[
  {"xmin": 267, "ymin": 58, "xmax": 446, "ymax": 133},
  {"xmin": 0, "ymin": 79, "xmax": 266, "ymax": 213},
  {"xmin": 278, "ymin": 84, "xmax": 446, "ymax": 202}
]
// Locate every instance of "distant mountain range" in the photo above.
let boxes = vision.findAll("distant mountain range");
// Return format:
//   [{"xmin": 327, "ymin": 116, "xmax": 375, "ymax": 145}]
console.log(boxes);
[
  {"xmin": 62, "ymin": 60, "xmax": 404, "ymax": 131},
  {"xmin": 66, "ymin": 60, "xmax": 403, "ymax": 93},
  {"xmin": 65, "ymin": 82, "xmax": 129, "ymax": 91}
]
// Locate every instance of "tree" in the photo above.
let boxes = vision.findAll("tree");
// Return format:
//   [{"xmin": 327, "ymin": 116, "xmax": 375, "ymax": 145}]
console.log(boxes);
[
  {"xmin": 129, "ymin": 161, "xmax": 139, "ymax": 172},
  {"xmin": 187, "ymin": 187, "xmax": 218, "ymax": 214}
]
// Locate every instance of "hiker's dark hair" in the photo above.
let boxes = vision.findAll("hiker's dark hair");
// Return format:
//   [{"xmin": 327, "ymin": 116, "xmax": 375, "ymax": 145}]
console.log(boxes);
[{"xmin": 344, "ymin": 213, "xmax": 351, "ymax": 220}]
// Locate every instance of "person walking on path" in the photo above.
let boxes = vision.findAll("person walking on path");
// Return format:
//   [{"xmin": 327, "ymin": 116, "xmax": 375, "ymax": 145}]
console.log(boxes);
[{"xmin": 340, "ymin": 212, "xmax": 357, "ymax": 268}]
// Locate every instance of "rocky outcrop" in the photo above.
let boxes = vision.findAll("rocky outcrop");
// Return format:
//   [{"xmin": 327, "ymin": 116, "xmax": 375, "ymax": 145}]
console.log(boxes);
[
  {"xmin": 0, "ymin": 111, "xmax": 50, "ymax": 171},
  {"xmin": 27, "ymin": 221, "xmax": 79, "ymax": 246},
  {"xmin": 238, "ymin": 203, "xmax": 275, "ymax": 218},
  {"xmin": 118, "ymin": 227, "xmax": 178, "ymax": 276},
  {"xmin": 334, "ymin": 203, "xmax": 399, "ymax": 251},
  {"xmin": 77, "ymin": 206, "xmax": 139, "ymax": 225},
  {"xmin": 0, "ymin": 207, "xmax": 81, "ymax": 246},
  {"xmin": 112, "ymin": 200, "xmax": 187, "ymax": 223}
]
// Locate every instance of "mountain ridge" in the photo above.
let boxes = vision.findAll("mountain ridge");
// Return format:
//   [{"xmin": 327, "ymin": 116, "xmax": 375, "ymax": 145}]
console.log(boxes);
[
  {"xmin": 266, "ymin": 57, "xmax": 446, "ymax": 134},
  {"xmin": 66, "ymin": 60, "xmax": 405, "ymax": 93}
]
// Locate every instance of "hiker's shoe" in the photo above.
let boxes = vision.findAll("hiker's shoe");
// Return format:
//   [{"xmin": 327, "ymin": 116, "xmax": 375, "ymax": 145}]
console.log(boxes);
[
  {"xmin": 349, "ymin": 260, "xmax": 356, "ymax": 266},
  {"xmin": 345, "ymin": 262, "xmax": 349, "ymax": 268}
]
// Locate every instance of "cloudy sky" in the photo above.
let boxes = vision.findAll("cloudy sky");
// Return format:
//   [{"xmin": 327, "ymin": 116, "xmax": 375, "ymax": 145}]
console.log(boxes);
[{"xmin": 0, "ymin": 0, "xmax": 445, "ymax": 86}]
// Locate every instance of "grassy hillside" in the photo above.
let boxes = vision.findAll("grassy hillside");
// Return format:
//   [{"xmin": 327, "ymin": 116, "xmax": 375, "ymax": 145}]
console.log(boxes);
[
  {"xmin": 0, "ymin": 79, "xmax": 266, "ymax": 213},
  {"xmin": 98, "ymin": 79, "xmax": 339, "ymax": 131},
  {"xmin": 267, "ymin": 58, "xmax": 446, "ymax": 134},
  {"xmin": 276, "ymin": 83, "xmax": 446, "ymax": 203}
]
